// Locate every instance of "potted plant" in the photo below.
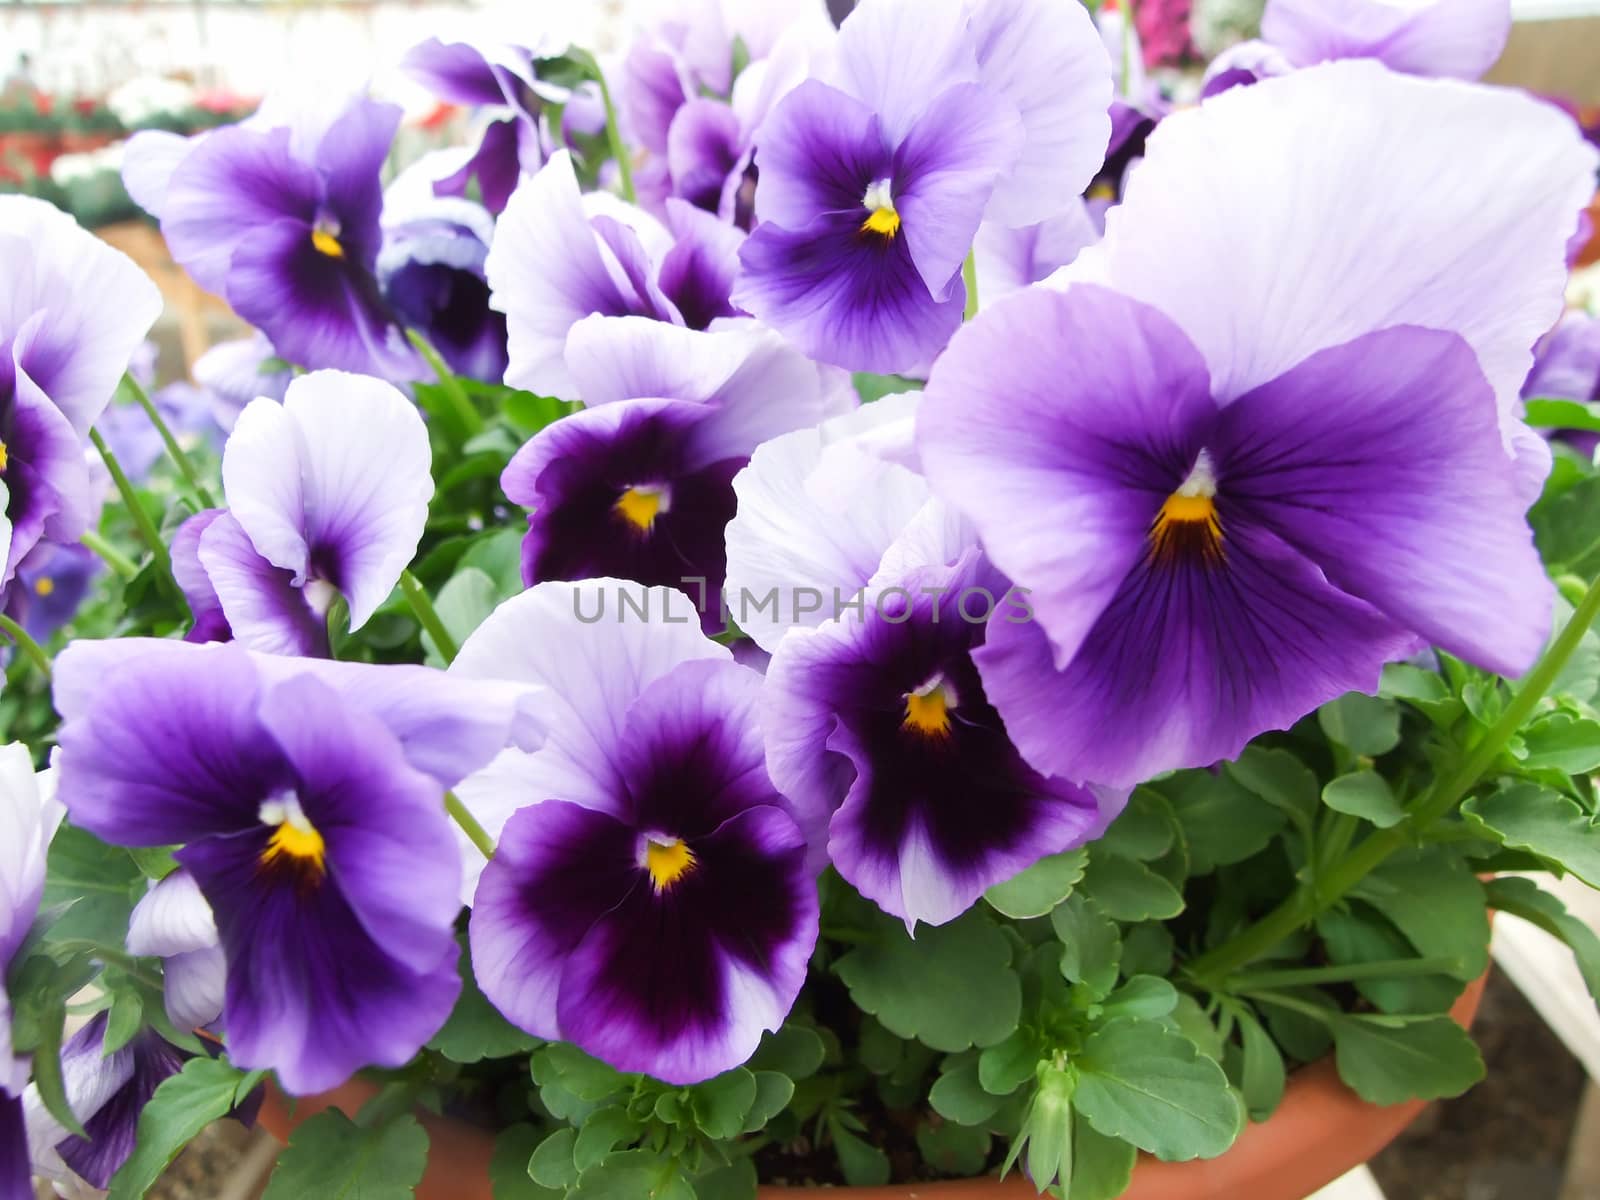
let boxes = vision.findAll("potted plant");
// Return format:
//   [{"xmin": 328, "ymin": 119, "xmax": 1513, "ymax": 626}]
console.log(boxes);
[{"xmin": 3, "ymin": 1, "xmax": 1600, "ymax": 1199}]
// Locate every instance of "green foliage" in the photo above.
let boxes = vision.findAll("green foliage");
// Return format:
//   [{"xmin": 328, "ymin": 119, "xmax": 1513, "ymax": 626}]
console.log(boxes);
[
  {"xmin": 262, "ymin": 1111, "xmax": 430, "ymax": 1200},
  {"xmin": 428, "ymin": 940, "xmax": 541, "ymax": 1064},
  {"xmin": 1349, "ymin": 847, "xmax": 1488, "ymax": 981},
  {"xmin": 109, "ymin": 1058, "xmax": 262, "ymax": 1200},
  {"xmin": 984, "ymin": 848, "xmax": 1088, "ymax": 919},
  {"xmin": 1327, "ymin": 1016, "xmax": 1485, "ymax": 1106},
  {"xmin": 1321, "ymin": 771, "xmax": 1406, "ymax": 827},
  {"xmin": 1484, "ymin": 877, "xmax": 1600, "ymax": 1011},
  {"xmin": 1465, "ymin": 784, "xmax": 1600, "ymax": 886},
  {"xmin": 489, "ymin": 1125, "xmax": 561, "ymax": 1199}
]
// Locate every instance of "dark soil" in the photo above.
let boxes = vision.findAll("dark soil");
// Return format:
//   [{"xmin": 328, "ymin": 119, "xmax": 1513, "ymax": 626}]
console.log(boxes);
[{"xmin": 1370, "ymin": 972, "xmax": 1586, "ymax": 1200}]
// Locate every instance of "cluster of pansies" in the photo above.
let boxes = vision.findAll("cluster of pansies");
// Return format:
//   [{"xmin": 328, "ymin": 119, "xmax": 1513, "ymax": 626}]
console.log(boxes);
[{"xmin": 4, "ymin": 0, "xmax": 1600, "ymax": 1196}]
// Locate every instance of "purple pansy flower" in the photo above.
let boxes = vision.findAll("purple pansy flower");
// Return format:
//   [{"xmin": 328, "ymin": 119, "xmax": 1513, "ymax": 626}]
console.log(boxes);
[
  {"xmin": 487, "ymin": 150, "xmax": 747, "ymax": 398},
  {"xmin": 973, "ymin": 200, "xmax": 1101, "ymax": 303},
  {"xmin": 378, "ymin": 186, "xmax": 509, "ymax": 385},
  {"xmin": 454, "ymin": 580, "xmax": 818, "ymax": 1084},
  {"xmin": 402, "ymin": 33, "xmax": 568, "ymax": 214},
  {"xmin": 94, "ymin": 379, "xmax": 223, "ymax": 487},
  {"xmin": 52, "ymin": 639, "xmax": 526, "ymax": 1095},
  {"xmin": 192, "ymin": 370, "xmax": 432, "ymax": 657},
  {"xmin": 727, "ymin": 401, "xmax": 1123, "ymax": 927},
  {"xmin": 0, "ymin": 197, "xmax": 161, "ymax": 589},
  {"xmin": 6, "ymin": 543, "xmax": 100, "ymax": 646},
  {"xmin": 1522, "ymin": 313, "xmax": 1600, "ymax": 458},
  {"xmin": 127, "ymin": 94, "xmax": 422, "ymax": 380},
  {"xmin": 172, "ymin": 509, "xmax": 233, "ymax": 645},
  {"xmin": 126, "ymin": 871, "xmax": 226, "ymax": 1032},
  {"xmin": 732, "ymin": 0, "xmax": 1112, "ymax": 372},
  {"xmin": 1, "ymin": 744, "xmax": 62, "ymax": 1200},
  {"xmin": 191, "ymin": 334, "xmax": 293, "ymax": 435},
  {"xmin": 1203, "ymin": 0, "xmax": 1510, "ymax": 94},
  {"xmin": 501, "ymin": 315, "xmax": 848, "ymax": 629},
  {"xmin": 918, "ymin": 62, "xmax": 1598, "ymax": 789}
]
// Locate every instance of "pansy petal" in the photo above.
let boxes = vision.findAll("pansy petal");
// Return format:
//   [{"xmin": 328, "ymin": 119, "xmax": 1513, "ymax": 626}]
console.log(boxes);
[
  {"xmin": 893, "ymin": 82, "xmax": 1025, "ymax": 299},
  {"xmin": 0, "ymin": 1094, "xmax": 25, "ymax": 1200},
  {"xmin": 976, "ymin": 523, "xmax": 1414, "ymax": 788},
  {"xmin": 973, "ymin": 200, "xmax": 1100, "ymax": 301},
  {"xmin": 171, "ymin": 509, "xmax": 232, "ymax": 643},
  {"xmin": 918, "ymin": 284, "xmax": 1218, "ymax": 668},
  {"xmin": 403, "ymin": 37, "xmax": 507, "ymax": 107},
  {"xmin": 1079, "ymin": 62, "xmax": 1599, "ymax": 439},
  {"xmin": 469, "ymin": 800, "xmax": 642, "ymax": 1040},
  {"xmin": 451, "ymin": 581, "xmax": 730, "ymax": 819},
  {"xmin": 657, "ymin": 200, "xmax": 744, "ymax": 331},
  {"xmin": 0, "ymin": 197, "xmax": 162, "ymax": 434},
  {"xmin": 55, "ymin": 640, "xmax": 285, "ymax": 845},
  {"xmin": 163, "ymin": 946, "xmax": 227, "ymax": 1032},
  {"xmin": 1262, "ymin": 0, "xmax": 1510, "ymax": 78},
  {"xmin": 829, "ymin": 0, "xmax": 980, "ymax": 147},
  {"xmin": 312, "ymin": 97, "xmax": 400, "ymax": 268},
  {"xmin": 554, "ymin": 804, "xmax": 816, "ymax": 1084},
  {"xmin": 126, "ymin": 871, "xmax": 218, "ymax": 959},
  {"xmin": 257, "ymin": 674, "xmax": 461, "ymax": 973},
  {"xmin": 667, "ymin": 99, "xmax": 744, "ymax": 213},
  {"xmin": 734, "ymin": 211, "xmax": 963, "ymax": 374},
  {"xmin": 0, "ymin": 742, "xmax": 59, "ymax": 974},
  {"xmin": 968, "ymin": 0, "xmax": 1113, "ymax": 228},
  {"xmin": 726, "ymin": 398, "xmax": 932, "ymax": 653},
  {"xmin": 178, "ymin": 832, "xmax": 460, "ymax": 1096},
  {"xmin": 57, "ymin": 1033, "xmax": 187, "ymax": 1189},
  {"xmin": 198, "ymin": 512, "xmax": 326, "ymax": 658},
  {"xmin": 1215, "ymin": 326, "xmax": 1552, "ymax": 676},
  {"xmin": 749, "ymin": 80, "xmax": 889, "ymax": 230}
]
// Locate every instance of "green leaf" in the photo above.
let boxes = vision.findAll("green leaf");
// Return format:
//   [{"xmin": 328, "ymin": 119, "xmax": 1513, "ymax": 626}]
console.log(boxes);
[
  {"xmin": 1165, "ymin": 770, "xmax": 1287, "ymax": 874},
  {"xmin": 1071, "ymin": 1121, "xmax": 1138, "ymax": 1200},
  {"xmin": 1234, "ymin": 1009, "xmax": 1286, "ymax": 1121},
  {"xmin": 10, "ymin": 968, "xmax": 80, "ymax": 1137},
  {"xmin": 691, "ymin": 1068, "xmax": 758, "ymax": 1139},
  {"xmin": 1081, "ymin": 853, "xmax": 1184, "ymax": 921},
  {"xmin": 43, "ymin": 824, "xmax": 145, "ymax": 947},
  {"xmin": 1097, "ymin": 788, "xmax": 1176, "ymax": 862},
  {"xmin": 1101, "ymin": 976, "xmax": 1178, "ymax": 1022},
  {"xmin": 574, "ymin": 1105, "xmax": 642, "ymax": 1171},
  {"xmin": 693, "ymin": 1159, "xmax": 758, "ymax": 1200},
  {"xmin": 1534, "ymin": 474, "xmax": 1600, "ymax": 575},
  {"xmin": 1484, "ymin": 877, "xmax": 1600, "ymax": 1010},
  {"xmin": 109, "ymin": 1058, "xmax": 260, "ymax": 1200},
  {"xmin": 529, "ymin": 1128, "xmax": 580, "ymax": 1189},
  {"xmin": 126, "ymin": 845, "xmax": 179, "ymax": 880},
  {"xmin": 1318, "ymin": 693, "xmax": 1401, "ymax": 756},
  {"xmin": 1526, "ymin": 396, "xmax": 1600, "ymax": 433},
  {"xmin": 749, "ymin": 1024, "xmax": 825, "ymax": 1080},
  {"xmin": 930, "ymin": 1058, "xmax": 1002, "ymax": 1124},
  {"xmin": 1518, "ymin": 713, "xmax": 1600, "ymax": 775},
  {"xmin": 1024, "ymin": 1071, "xmax": 1074, "ymax": 1189},
  {"xmin": 744, "ymin": 1071, "xmax": 795, "ymax": 1133},
  {"xmin": 835, "ymin": 909, "xmax": 1021, "ymax": 1051},
  {"xmin": 1321, "ymin": 771, "xmax": 1406, "ymax": 828},
  {"xmin": 984, "ymin": 848, "xmax": 1088, "ymax": 918},
  {"xmin": 1463, "ymin": 784, "xmax": 1600, "ymax": 888},
  {"xmin": 916, "ymin": 1119, "xmax": 992, "ymax": 1176},
  {"xmin": 851, "ymin": 372, "xmax": 922, "ymax": 405},
  {"xmin": 502, "ymin": 389, "xmax": 580, "ymax": 436},
  {"xmin": 1073, "ymin": 1020, "xmax": 1242, "ymax": 1161},
  {"xmin": 488, "ymin": 1125, "xmax": 561, "ymax": 1199},
  {"xmin": 1329, "ymin": 1015, "xmax": 1484, "ymax": 1105},
  {"xmin": 1168, "ymin": 994, "xmax": 1225, "ymax": 1063},
  {"xmin": 1224, "ymin": 747, "xmax": 1319, "ymax": 836},
  {"xmin": 102, "ymin": 986, "xmax": 144, "ymax": 1056},
  {"xmin": 1316, "ymin": 905, "xmax": 1462, "ymax": 1014},
  {"xmin": 421, "ymin": 567, "xmax": 498, "ymax": 665},
  {"xmin": 1349, "ymin": 846, "xmax": 1488, "ymax": 980},
  {"xmin": 427, "ymin": 939, "xmax": 541, "ymax": 1064},
  {"xmin": 262, "ymin": 1113, "xmax": 430, "ymax": 1200},
  {"xmin": 830, "ymin": 1115, "xmax": 892, "ymax": 1186},
  {"xmin": 979, "ymin": 1029, "xmax": 1041, "ymax": 1096},
  {"xmin": 1052, "ymin": 893, "xmax": 1122, "ymax": 997}
]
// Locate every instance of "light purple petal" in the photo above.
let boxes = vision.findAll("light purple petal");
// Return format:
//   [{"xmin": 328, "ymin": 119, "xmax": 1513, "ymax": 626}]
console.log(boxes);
[
  {"xmin": 126, "ymin": 871, "xmax": 217, "ymax": 959},
  {"xmin": 973, "ymin": 200, "xmax": 1100, "ymax": 301},
  {"xmin": 968, "ymin": 0, "xmax": 1114, "ymax": 227},
  {"xmin": 828, "ymin": 0, "xmax": 981, "ymax": 147},
  {"xmin": 163, "ymin": 947, "xmax": 227, "ymax": 1032},
  {"xmin": 198, "ymin": 512, "xmax": 326, "ymax": 658},
  {"xmin": 749, "ymin": 80, "xmax": 888, "ymax": 231},
  {"xmin": 171, "ymin": 509, "xmax": 232, "ymax": 643},
  {"xmin": 0, "ymin": 743, "xmax": 60, "ymax": 974},
  {"xmin": 1262, "ymin": 0, "xmax": 1510, "ymax": 78},
  {"xmin": 402, "ymin": 37, "xmax": 509, "ymax": 107}
]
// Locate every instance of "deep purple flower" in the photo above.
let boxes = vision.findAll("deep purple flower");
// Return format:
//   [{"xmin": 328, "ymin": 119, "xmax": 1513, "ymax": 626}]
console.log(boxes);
[
  {"xmin": 194, "ymin": 371, "xmax": 432, "ymax": 657},
  {"xmin": 1, "ymin": 744, "xmax": 61, "ymax": 1200},
  {"xmin": 1203, "ymin": 0, "xmax": 1510, "ymax": 94},
  {"xmin": 6, "ymin": 542, "xmax": 100, "ymax": 645},
  {"xmin": 379, "ymin": 192, "xmax": 508, "ymax": 384},
  {"xmin": 918, "ymin": 63, "xmax": 1597, "ymax": 788},
  {"xmin": 501, "ymin": 316, "xmax": 847, "ymax": 628},
  {"xmin": 487, "ymin": 150, "xmax": 747, "ymax": 398},
  {"xmin": 732, "ymin": 0, "xmax": 1111, "ymax": 372},
  {"xmin": 402, "ymin": 34, "xmax": 569, "ymax": 213},
  {"xmin": 126, "ymin": 95, "xmax": 422, "ymax": 380},
  {"xmin": 0, "ymin": 197, "xmax": 161, "ymax": 588},
  {"xmin": 726, "ymin": 403, "xmax": 1122, "ymax": 926},
  {"xmin": 53, "ymin": 639, "xmax": 525, "ymax": 1094},
  {"xmin": 454, "ymin": 580, "xmax": 818, "ymax": 1083}
]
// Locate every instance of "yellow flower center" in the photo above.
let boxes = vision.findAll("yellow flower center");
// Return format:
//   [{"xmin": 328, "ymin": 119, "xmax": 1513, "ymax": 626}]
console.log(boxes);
[
  {"xmin": 860, "ymin": 179, "xmax": 900, "ymax": 239},
  {"xmin": 0, "ymin": 439, "xmax": 9, "ymax": 471},
  {"xmin": 614, "ymin": 485, "xmax": 668, "ymax": 533},
  {"xmin": 257, "ymin": 795, "xmax": 327, "ymax": 883},
  {"xmin": 1150, "ymin": 450, "xmax": 1223, "ymax": 566},
  {"xmin": 645, "ymin": 838, "xmax": 695, "ymax": 893},
  {"xmin": 33, "ymin": 577, "xmax": 54, "ymax": 597},
  {"xmin": 903, "ymin": 678, "xmax": 954, "ymax": 739},
  {"xmin": 311, "ymin": 228, "xmax": 345, "ymax": 259}
]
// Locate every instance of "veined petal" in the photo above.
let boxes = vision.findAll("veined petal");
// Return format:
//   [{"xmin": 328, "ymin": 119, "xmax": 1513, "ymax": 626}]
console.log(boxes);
[
  {"xmin": 170, "ymin": 509, "xmax": 232, "ymax": 643},
  {"xmin": 749, "ymin": 80, "xmax": 890, "ymax": 231},
  {"xmin": 1262, "ymin": 0, "xmax": 1510, "ymax": 78},
  {"xmin": 976, "ymin": 523, "xmax": 1414, "ymax": 788},
  {"xmin": 402, "ymin": 37, "xmax": 509, "ymax": 107},
  {"xmin": 1214, "ymin": 326, "xmax": 1552, "ymax": 676},
  {"xmin": 312, "ymin": 96, "xmax": 400, "ymax": 269},
  {"xmin": 162, "ymin": 947, "xmax": 227, "ymax": 1033},
  {"xmin": 918, "ymin": 284, "xmax": 1218, "ymax": 669},
  {"xmin": 973, "ymin": 200, "xmax": 1100, "ymax": 301},
  {"xmin": 198, "ymin": 512, "xmax": 327, "ymax": 659},
  {"xmin": 120, "ymin": 129, "xmax": 194, "ymax": 220},
  {"xmin": 828, "ymin": 0, "xmax": 980, "ymax": 147},
  {"xmin": 126, "ymin": 871, "xmax": 218, "ymax": 959},
  {"xmin": 0, "ymin": 742, "xmax": 61, "ymax": 973},
  {"xmin": 657, "ymin": 200, "xmax": 744, "ymax": 331}
]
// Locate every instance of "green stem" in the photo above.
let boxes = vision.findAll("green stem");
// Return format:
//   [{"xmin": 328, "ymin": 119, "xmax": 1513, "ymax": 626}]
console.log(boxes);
[
  {"xmin": 79, "ymin": 528, "xmax": 139, "ymax": 579},
  {"xmin": 406, "ymin": 330, "xmax": 483, "ymax": 439},
  {"xmin": 1188, "ymin": 573, "xmax": 1600, "ymax": 986},
  {"xmin": 0, "ymin": 613, "xmax": 51, "ymax": 679},
  {"xmin": 594, "ymin": 67, "xmax": 636, "ymax": 205},
  {"xmin": 399, "ymin": 569, "xmax": 459, "ymax": 663},
  {"xmin": 962, "ymin": 250, "xmax": 980, "ymax": 321},
  {"xmin": 1227, "ymin": 955, "xmax": 1464, "ymax": 993},
  {"xmin": 446, "ymin": 790, "xmax": 496, "ymax": 860},
  {"xmin": 88, "ymin": 429, "xmax": 185, "ymax": 610},
  {"xmin": 122, "ymin": 372, "xmax": 217, "ymax": 507}
]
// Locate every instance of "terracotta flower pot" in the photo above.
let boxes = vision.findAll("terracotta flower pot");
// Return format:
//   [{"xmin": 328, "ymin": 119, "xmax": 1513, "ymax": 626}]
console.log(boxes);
[{"xmin": 260, "ymin": 972, "xmax": 1486, "ymax": 1200}]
